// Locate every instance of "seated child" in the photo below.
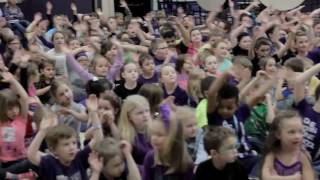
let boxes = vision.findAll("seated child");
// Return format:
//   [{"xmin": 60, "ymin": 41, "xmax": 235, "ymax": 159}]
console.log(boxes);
[{"xmin": 195, "ymin": 126, "xmax": 248, "ymax": 180}]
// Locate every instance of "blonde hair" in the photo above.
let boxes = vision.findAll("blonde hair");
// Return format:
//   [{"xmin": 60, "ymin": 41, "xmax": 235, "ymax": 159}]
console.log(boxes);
[
  {"xmin": 175, "ymin": 106, "xmax": 196, "ymax": 125},
  {"xmin": 93, "ymin": 137, "xmax": 123, "ymax": 165},
  {"xmin": 151, "ymin": 110, "xmax": 192, "ymax": 174},
  {"xmin": 118, "ymin": 95, "xmax": 150, "ymax": 143},
  {"xmin": 187, "ymin": 68, "xmax": 204, "ymax": 103}
]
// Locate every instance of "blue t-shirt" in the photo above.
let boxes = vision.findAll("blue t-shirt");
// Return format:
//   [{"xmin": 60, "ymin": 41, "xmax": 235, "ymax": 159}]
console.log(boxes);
[
  {"xmin": 38, "ymin": 146, "xmax": 91, "ymax": 180},
  {"xmin": 207, "ymin": 104, "xmax": 253, "ymax": 157},
  {"xmin": 295, "ymin": 99, "xmax": 320, "ymax": 162}
]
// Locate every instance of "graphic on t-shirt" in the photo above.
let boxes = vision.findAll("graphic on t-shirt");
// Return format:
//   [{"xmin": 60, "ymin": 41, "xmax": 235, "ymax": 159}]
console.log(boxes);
[{"xmin": 2, "ymin": 127, "xmax": 16, "ymax": 142}]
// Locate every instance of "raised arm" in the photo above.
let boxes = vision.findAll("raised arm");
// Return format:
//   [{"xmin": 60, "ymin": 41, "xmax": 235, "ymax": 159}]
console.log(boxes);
[
  {"xmin": 294, "ymin": 63, "xmax": 320, "ymax": 104},
  {"xmin": 27, "ymin": 111, "xmax": 58, "ymax": 166},
  {"xmin": 106, "ymin": 38, "xmax": 124, "ymax": 81},
  {"xmin": 121, "ymin": 141, "xmax": 141, "ymax": 180},
  {"xmin": 265, "ymin": 93, "xmax": 275, "ymax": 124},
  {"xmin": 207, "ymin": 71, "xmax": 229, "ymax": 114},
  {"xmin": 1, "ymin": 72, "xmax": 29, "ymax": 119}
]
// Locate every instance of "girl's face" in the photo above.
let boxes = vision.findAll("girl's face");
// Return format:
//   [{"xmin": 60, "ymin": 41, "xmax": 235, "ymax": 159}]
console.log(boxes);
[
  {"xmin": 41, "ymin": 64, "xmax": 56, "ymax": 79},
  {"xmin": 129, "ymin": 105, "xmax": 151, "ymax": 132},
  {"xmin": 213, "ymin": 42, "xmax": 228, "ymax": 59},
  {"xmin": 239, "ymin": 36, "xmax": 252, "ymax": 50},
  {"xmin": 241, "ymin": 16, "xmax": 253, "ymax": 28},
  {"xmin": 105, "ymin": 45, "xmax": 118, "ymax": 60},
  {"xmin": 6, "ymin": 105, "xmax": 20, "ymax": 120},
  {"xmin": 314, "ymin": 24, "xmax": 320, "ymax": 37},
  {"xmin": 150, "ymin": 121, "xmax": 167, "ymax": 151},
  {"xmin": 160, "ymin": 66, "xmax": 177, "ymax": 85},
  {"xmin": 53, "ymin": 33, "xmax": 65, "ymax": 47},
  {"xmin": 103, "ymin": 155, "xmax": 125, "ymax": 178},
  {"xmin": 191, "ymin": 29, "xmax": 202, "ymax": 43},
  {"xmin": 122, "ymin": 63, "xmax": 139, "ymax": 83},
  {"xmin": 183, "ymin": 116, "xmax": 197, "ymax": 139},
  {"xmin": 277, "ymin": 117, "xmax": 304, "ymax": 150},
  {"xmin": 265, "ymin": 59, "xmax": 277, "ymax": 75},
  {"xmin": 98, "ymin": 99, "xmax": 115, "ymax": 124},
  {"xmin": 94, "ymin": 57, "xmax": 109, "ymax": 76},
  {"xmin": 142, "ymin": 59, "xmax": 155, "ymax": 74},
  {"xmin": 296, "ymin": 36, "xmax": 310, "ymax": 53},
  {"xmin": 69, "ymin": 40, "xmax": 81, "ymax": 50},
  {"xmin": 154, "ymin": 42, "xmax": 169, "ymax": 60},
  {"xmin": 255, "ymin": 45, "xmax": 271, "ymax": 58},
  {"xmin": 205, "ymin": 56, "xmax": 218, "ymax": 74},
  {"xmin": 183, "ymin": 57, "xmax": 194, "ymax": 73},
  {"xmin": 55, "ymin": 84, "xmax": 73, "ymax": 106}
]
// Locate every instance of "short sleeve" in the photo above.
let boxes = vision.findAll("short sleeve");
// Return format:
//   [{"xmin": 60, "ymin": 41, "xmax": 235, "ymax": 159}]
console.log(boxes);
[
  {"xmin": 295, "ymin": 98, "xmax": 310, "ymax": 116},
  {"xmin": 76, "ymin": 145, "xmax": 92, "ymax": 169},
  {"xmin": 143, "ymin": 151, "xmax": 154, "ymax": 180},
  {"xmin": 237, "ymin": 104, "xmax": 251, "ymax": 122}
]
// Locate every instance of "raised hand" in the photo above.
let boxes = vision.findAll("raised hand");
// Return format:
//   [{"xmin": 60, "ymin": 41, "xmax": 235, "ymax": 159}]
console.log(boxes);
[
  {"xmin": 88, "ymin": 152, "xmax": 103, "ymax": 173},
  {"xmin": 95, "ymin": 8, "xmax": 103, "ymax": 17},
  {"xmin": 119, "ymin": 0, "xmax": 128, "ymax": 8},
  {"xmin": 1, "ymin": 71, "xmax": 15, "ymax": 83},
  {"xmin": 46, "ymin": 1, "xmax": 53, "ymax": 12},
  {"xmin": 120, "ymin": 140, "xmax": 132, "ymax": 155},
  {"xmin": 40, "ymin": 110, "xmax": 58, "ymax": 131},
  {"xmin": 34, "ymin": 12, "xmax": 42, "ymax": 22},
  {"xmin": 70, "ymin": 2, "xmax": 77, "ymax": 12}
]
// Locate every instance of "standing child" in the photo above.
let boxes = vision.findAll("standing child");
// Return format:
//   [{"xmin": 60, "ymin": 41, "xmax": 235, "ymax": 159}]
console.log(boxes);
[
  {"xmin": 27, "ymin": 94, "xmax": 103, "ymax": 180},
  {"xmin": 114, "ymin": 62, "xmax": 141, "ymax": 100},
  {"xmin": 260, "ymin": 110, "xmax": 314, "ymax": 179},
  {"xmin": 160, "ymin": 63, "xmax": 189, "ymax": 106},
  {"xmin": 0, "ymin": 72, "xmax": 29, "ymax": 168},
  {"xmin": 144, "ymin": 104, "xmax": 194, "ymax": 180},
  {"xmin": 89, "ymin": 138, "xmax": 141, "ymax": 180},
  {"xmin": 118, "ymin": 95, "xmax": 152, "ymax": 165},
  {"xmin": 50, "ymin": 79, "xmax": 88, "ymax": 132},
  {"xmin": 195, "ymin": 126, "xmax": 248, "ymax": 180}
]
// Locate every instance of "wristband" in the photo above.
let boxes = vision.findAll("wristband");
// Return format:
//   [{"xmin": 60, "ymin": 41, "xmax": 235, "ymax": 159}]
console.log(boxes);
[{"xmin": 91, "ymin": 124, "xmax": 102, "ymax": 130}]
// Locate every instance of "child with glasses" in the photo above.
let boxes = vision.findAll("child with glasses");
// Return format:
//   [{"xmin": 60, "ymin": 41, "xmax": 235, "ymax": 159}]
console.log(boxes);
[{"xmin": 195, "ymin": 126, "xmax": 248, "ymax": 180}]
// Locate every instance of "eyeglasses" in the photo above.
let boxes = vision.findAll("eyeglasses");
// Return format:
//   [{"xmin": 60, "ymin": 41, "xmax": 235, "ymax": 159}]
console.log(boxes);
[{"xmin": 219, "ymin": 143, "xmax": 240, "ymax": 154}]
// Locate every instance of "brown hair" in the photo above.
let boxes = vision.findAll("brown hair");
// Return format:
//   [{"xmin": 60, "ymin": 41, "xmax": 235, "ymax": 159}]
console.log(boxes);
[
  {"xmin": 203, "ymin": 126, "xmax": 236, "ymax": 154},
  {"xmin": 45, "ymin": 125, "xmax": 77, "ymax": 150},
  {"xmin": 93, "ymin": 137, "xmax": 123, "ymax": 165},
  {"xmin": 0, "ymin": 89, "xmax": 20, "ymax": 122}
]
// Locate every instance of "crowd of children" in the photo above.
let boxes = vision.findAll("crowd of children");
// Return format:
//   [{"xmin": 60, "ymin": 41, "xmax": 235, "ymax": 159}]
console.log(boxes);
[{"xmin": 0, "ymin": 0, "xmax": 320, "ymax": 179}]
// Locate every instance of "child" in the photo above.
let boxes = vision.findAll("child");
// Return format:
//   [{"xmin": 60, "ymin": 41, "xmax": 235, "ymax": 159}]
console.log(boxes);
[
  {"xmin": 27, "ymin": 94, "xmax": 103, "ymax": 180},
  {"xmin": 187, "ymin": 68, "xmax": 205, "ymax": 106},
  {"xmin": 50, "ymin": 79, "xmax": 88, "ymax": 132},
  {"xmin": 138, "ymin": 84, "xmax": 164, "ymax": 118},
  {"xmin": 118, "ymin": 95, "xmax": 152, "ymax": 165},
  {"xmin": 0, "ymin": 72, "xmax": 29, "ymax": 168},
  {"xmin": 176, "ymin": 54, "xmax": 194, "ymax": 90},
  {"xmin": 249, "ymin": 37, "xmax": 273, "ymax": 76},
  {"xmin": 211, "ymin": 40, "xmax": 232, "ymax": 74},
  {"xmin": 138, "ymin": 53, "xmax": 158, "ymax": 84},
  {"xmin": 260, "ymin": 110, "xmax": 314, "ymax": 179},
  {"xmin": 196, "ymin": 76, "xmax": 215, "ymax": 128},
  {"xmin": 294, "ymin": 62, "xmax": 320, "ymax": 176},
  {"xmin": 203, "ymin": 55, "xmax": 219, "ymax": 77},
  {"xmin": 176, "ymin": 106, "xmax": 208, "ymax": 166},
  {"xmin": 207, "ymin": 70, "xmax": 274, "ymax": 173},
  {"xmin": 35, "ymin": 60, "xmax": 55, "ymax": 104},
  {"xmin": 195, "ymin": 126, "xmax": 248, "ymax": 180},
  {"xmin": 114, "ymin": 62, "xmax": 141, "ymax": 100},
  {"xmin": 160, "ymin": 63, "xmax": 189, "ymax": 106},
  {"xmin": 144, "ymin": 104, "xmax": 193, "ymax": 180},
  {"xmin": 89, "ymin": 138, "xmax": 141, "ymax": 180}
]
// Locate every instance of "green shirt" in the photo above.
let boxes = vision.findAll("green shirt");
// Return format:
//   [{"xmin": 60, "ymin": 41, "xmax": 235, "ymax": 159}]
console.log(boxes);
[
  {"xmin": 244, "ymin": 104, "xmax": 268, "ymax": 140},
  {"xmin": 196, "ymin": 99, "xmax": 208, "ymax": 128}
]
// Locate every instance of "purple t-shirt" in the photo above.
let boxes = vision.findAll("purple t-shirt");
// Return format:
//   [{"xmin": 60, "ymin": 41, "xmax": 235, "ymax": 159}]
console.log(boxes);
[
  {"xmin": 207, "ymin": 104, "xmax": 253, "ymax": 157},
  {"xmin": 274, "ymin": 157, "xmax": 302, "ymax": 176},
  {"xmin": 163, "ymin": 85, "xmax": 189, "ymax": 106},
  {"xmin": 295, "ymin": 99, "xmax": 320, "ymax": 162},
  {"xmin": 133, "ymin": 133, "xmax": 152, "ymax": 165},
  {"xmin": 38, "ymin": 146, "xmax": 91, "ymax": 180},
  {"xmin": 138, "ymin": 72, "xmax": 159, "ymax": 85},
  {"xmin": 143, "ymin": 150, "xmax": 194, "ymax": 180}
]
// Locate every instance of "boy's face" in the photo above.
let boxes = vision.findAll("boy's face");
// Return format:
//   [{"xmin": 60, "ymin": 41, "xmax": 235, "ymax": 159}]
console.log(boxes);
[
  {"xmin": 217, "ymin": 98, "xmax": 238, "ymax": 119},
  {"xmin": 213, "ymin": 136, "xmax": 238, "ymax": 163},
  {"xmin": 103, "ymin": 155, "xmax": 125, "ymax": 178},
  {"xmin": 41, "ymin": 65, "xmax": 55, "ymax": 79},
  {"xmin": 121, "ymin": 63, "xmax": 139, "ymax": 83},
  {"xmin": 53, "ymin": 137, "xmax": 78, "ymax": 164}
]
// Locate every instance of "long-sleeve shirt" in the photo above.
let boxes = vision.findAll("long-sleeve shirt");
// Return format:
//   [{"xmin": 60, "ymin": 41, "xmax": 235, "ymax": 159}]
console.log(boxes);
[{"xmin": 66, "ymin": 51, "xmax": 124, "ymax": 83}]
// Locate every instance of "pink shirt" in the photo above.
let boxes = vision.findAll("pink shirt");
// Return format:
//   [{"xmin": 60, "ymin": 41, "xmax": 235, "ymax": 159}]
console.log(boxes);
[{"xmin": 0, "ymin": 116, "xmax": 27, "ymax": 162}]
